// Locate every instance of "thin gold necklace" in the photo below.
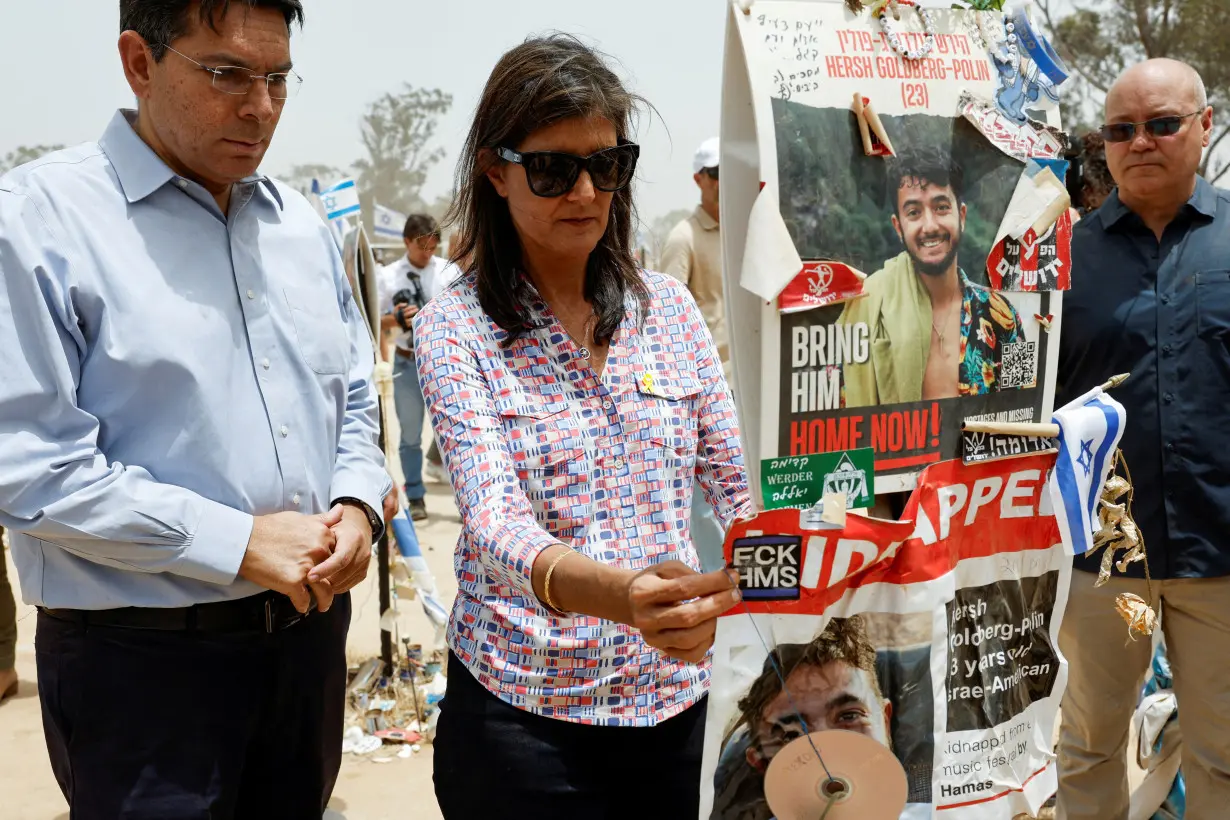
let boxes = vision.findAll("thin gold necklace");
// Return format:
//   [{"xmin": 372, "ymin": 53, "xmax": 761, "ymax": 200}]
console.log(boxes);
[{"xmin": 932, "ymin": 299, "xmax": 961, "ymax": 348}]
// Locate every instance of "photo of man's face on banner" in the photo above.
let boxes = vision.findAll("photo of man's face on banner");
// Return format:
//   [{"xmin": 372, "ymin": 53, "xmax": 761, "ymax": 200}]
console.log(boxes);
[
  {"xmin": 773, "ymin": 102, "xmax": 1055, "ymax": 483},
  {"xmin": 710, "ymin": 614, "xmax": 934, "ymax": 819}
]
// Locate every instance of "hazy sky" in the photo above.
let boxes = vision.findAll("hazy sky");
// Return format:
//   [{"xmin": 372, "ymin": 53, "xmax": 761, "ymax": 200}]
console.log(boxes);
[{"xmin": 0, "ymin": 0, "xmax": 732, "ymax": 222}]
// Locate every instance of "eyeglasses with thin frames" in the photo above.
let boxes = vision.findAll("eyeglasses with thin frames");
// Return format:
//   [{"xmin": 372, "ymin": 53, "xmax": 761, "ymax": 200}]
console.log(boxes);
[
  {"xmin": 160, "ymin": 44, "xmax": 303, "ymax": 100},
  {"xmin": 1100, "ymin": 111, "xmax": 1203, "ymax": 144}
]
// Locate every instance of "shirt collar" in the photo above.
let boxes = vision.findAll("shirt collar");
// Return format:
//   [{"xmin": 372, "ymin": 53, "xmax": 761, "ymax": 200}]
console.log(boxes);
[
  {"xmin": 98, "ymin": 109, "xmax": 281, "ymax": 210},
  {"xmin": 693, "ymin": 204, "xmax": 719, "ymax": 232},
  {"xmin": 1099, "ymin": 177, "xmax": 1216, "ymax": 230}
]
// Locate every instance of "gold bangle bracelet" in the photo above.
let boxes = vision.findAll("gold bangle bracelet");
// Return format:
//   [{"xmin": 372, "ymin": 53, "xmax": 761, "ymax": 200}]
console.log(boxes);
[{"xmin": 542, "ymin": 549, "xmax": 576, "ymax": 614}]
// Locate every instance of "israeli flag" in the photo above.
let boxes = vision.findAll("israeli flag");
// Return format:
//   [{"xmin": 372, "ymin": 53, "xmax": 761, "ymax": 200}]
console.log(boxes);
[
  {"xmin": 319, "ymin": 178, "xmax": 361, "ymax": 221},
  {"xmin": 374, "ymin": 203, "xmax": 406, "ymax": 240},
  {"xmin": 1048, "ymin": 387, "xmax": 1127, "ymax": 555}
]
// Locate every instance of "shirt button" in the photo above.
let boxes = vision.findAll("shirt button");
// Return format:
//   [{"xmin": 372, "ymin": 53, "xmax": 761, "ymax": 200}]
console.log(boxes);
[
  {"xmin": 247, "ymin": 289, "xmax": 255, "ymax": 300},
  {"xmin": 1160, "ymin": 295, "xmax": 1171, "ymax": 305},
  {"xmin": 1163, "ymin": 344, "xmax": 1173, "ymax": 354},
  {"xmin": 280, "ymin": 425, "xmax": 289, "ymax": 437},
  {"xmin": 1166, "ymin": 442, "xmax": 1176, "ymax": 452},
  {"xmin": 613, "ymin": 457, "xmax": 625, "ymax": 469},
  {"xmin": 1164, "ymin": 392, "xmax": 1174, "ymax": 404},
  {"xmin": 292, "ymin": 493, "xmax": 301, "ymax": 505},
  {"xmin": 262, "ymin": 358, "xmax": 271, "ymax": 370},
  {"xmin": 176, "ymin": 178, "xmax": 188, "ymax": 188}
]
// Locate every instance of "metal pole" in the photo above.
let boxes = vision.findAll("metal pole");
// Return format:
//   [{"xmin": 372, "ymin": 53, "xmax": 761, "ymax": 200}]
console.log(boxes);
[
  {"xmin": 352, "ymin": 228, "xmax": 396, "ymax": 679},
  {"xmin": 375, "ymin": 397, "xmax": 394, "ymax": 678}
]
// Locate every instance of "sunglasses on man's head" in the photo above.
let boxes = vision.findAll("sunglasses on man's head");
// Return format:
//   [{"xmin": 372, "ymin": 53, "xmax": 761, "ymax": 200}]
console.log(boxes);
[
  {"xmin": 1100, "ymin": 111, "xmax": 1202, "ymax": 143},
  {"xmin": 700, "ymin": 166, "xmax": 719, "ymax": 180},
  {"xmin": 496, "ymin": 142, "xmax": 640, "ymax": 198}
]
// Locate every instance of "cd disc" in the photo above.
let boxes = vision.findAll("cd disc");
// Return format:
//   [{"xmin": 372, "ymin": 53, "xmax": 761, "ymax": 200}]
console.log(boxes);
[{"xmin": 763, "ymin": 730, "xmax": 908, "ymax": 820}]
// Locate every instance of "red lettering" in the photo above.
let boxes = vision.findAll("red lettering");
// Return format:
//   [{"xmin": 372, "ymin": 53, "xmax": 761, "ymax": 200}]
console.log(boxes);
[
  {"xmin": 907, "ymin": 410, "xmax": 928, "ymax": 449},
  {"xmin": 888, "ymin": 412, "xmax": 904, "ymax": 452},
  {"xmin": 850, "ymin": 415, "xmax": 866, "ymax": 448},
  {"xmin": 871, "ymin": 413, "xmax": 889, "ymax": 451},
  {"xmin": 826, "ymin": 417, "xmax": 849, "ymax": 452},
  {"xmin": 790, "ymin": 420, "xmax": 809, "ymax": 455}
]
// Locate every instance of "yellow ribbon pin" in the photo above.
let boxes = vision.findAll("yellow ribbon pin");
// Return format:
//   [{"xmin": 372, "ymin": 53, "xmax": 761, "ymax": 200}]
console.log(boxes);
[{"xmin": 640, "ymin": 372, "xmax": 656, "ymax": 395}]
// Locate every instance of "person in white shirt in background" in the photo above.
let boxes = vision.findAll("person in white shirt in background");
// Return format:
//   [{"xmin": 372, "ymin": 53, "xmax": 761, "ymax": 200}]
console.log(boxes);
[
  {"xmin": 379, "ymin": 214, "xmax": 460, "ymax": 520},
  {"xmin": 660, "ymin": 137, "xmax": 727, "ymax": 573}
]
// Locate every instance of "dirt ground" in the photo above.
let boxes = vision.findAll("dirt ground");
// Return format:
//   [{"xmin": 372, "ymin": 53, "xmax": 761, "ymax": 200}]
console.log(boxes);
[{"xmin": 0, "ymin": 472, "xmax": 458, "ymax": 820}]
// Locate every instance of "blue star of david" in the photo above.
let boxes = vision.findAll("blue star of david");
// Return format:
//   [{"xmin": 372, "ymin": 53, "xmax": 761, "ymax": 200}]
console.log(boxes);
[{"xmin": 1076, "ymin": 439, "xmax": 1094, "ymax": 477}]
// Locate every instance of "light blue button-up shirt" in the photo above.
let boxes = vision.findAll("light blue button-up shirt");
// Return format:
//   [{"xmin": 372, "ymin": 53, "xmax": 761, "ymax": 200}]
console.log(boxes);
[{"xmin": 0, "ymin": 110, "xmax": 391, "ymax": 609}]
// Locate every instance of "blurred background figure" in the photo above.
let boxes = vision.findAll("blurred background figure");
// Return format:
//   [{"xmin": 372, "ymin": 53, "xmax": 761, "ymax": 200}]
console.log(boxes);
[
  {"xmin": 660, "ymin": 136, "xmax": 727, "ymax": 373},
  {"xmin": 1066, "ymin": 131, "xmax": 1116, "ymax": 215},
  {"xmin": 379, "ymin": 213, "xmax": 460, "ymax": 520}
]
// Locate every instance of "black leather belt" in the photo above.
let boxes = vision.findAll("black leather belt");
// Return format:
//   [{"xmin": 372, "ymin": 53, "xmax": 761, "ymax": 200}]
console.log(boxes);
[{"xmin": 39, "ymin": 590, "xmax": 311, "ymax": 634}]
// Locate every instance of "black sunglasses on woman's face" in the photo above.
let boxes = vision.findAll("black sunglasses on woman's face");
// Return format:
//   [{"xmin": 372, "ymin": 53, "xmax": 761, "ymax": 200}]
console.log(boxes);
[{"xmin": 497, "ymin": 142, "xmax": 640, "ymax": 198}]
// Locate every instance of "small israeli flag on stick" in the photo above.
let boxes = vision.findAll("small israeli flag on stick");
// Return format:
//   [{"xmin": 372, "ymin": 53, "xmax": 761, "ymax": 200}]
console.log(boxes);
[
  {"xmin": 319, "ymin": 178, "xmax": 361, "ymax": 221},
  {"xmin": 1048, "ymin": 386, "xmax": 1127, "ymax": 555},
  {"xmin": 374, "ymin": 203, "xmax": 407, "ymax": 240}
]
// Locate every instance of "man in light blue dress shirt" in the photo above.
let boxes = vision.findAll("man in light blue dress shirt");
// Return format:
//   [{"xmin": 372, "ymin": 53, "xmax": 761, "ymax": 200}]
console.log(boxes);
[{"xmin": 0, "ymin": 1, "xmax": 390, "ymax": 816}]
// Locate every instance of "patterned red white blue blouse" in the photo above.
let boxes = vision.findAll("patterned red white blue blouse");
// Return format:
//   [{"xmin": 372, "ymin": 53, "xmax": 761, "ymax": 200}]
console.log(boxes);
[{"xmin": 413, "ymin": 270, "xmax": 750, "ymax": 726}]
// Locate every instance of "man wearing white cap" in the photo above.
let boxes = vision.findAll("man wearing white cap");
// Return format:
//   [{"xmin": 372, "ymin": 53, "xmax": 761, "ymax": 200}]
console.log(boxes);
[
  {"xmin": 660, "ymin": 137, "xmax": 727, "ymax": 573},
  {"xmin": 661, "ymin": 137, "xmax": 727, "ymax": 374}
]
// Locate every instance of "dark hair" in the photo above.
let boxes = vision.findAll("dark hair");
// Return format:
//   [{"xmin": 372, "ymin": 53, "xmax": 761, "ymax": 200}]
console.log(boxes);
[
  {"xmin": 1066, "ymin": 131, "xmax": 1115, "ymax": 212},
  {"xmin": 403, "ymin": 213, "xmax": 441, "ymax": 243},
  {"xmin": 887, "ymin": 146, "xmax": 965, "ymax": 216},
  {"xmin": 445, "ymin": 33, "xmax": 650, "ymax": 347},
  {"xmin": 120, "ymin": 0, "xmax": 304, "ymax": 61},
  {"xmin": 724, "ymin": 616, "xmax": 885, "ymax": 750}
]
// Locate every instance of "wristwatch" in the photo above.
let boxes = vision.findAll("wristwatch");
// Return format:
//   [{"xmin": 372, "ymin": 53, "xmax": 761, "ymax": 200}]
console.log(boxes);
[{"xmin": 333, "ymin": 496, "xmax": 385, "ymax": 542}]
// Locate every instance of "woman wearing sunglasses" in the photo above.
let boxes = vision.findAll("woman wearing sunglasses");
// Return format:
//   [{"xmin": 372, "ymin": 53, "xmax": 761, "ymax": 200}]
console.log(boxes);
[{"xmin": 414, "ymin": 33, "xmax": 750, "ymax": 817}]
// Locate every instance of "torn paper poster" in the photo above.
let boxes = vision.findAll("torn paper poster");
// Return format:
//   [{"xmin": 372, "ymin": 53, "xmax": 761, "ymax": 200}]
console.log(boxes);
[
  {"xmin": 701, "ymin": 453, "xmax": 1069, "ymax": 820},
  {"xmin": 720, "ymin": 1, "xmax": 1064, "ymax": 494},
  {"xmin": 777, "ymin": 261, "xmax": 866, "ymax": 313},
  {"xmin": 995, "ymin": 160, "xmax": 1071, "ymax": 245},
  {"xmin": 740, "ymin": 180, "xmax": 805, "ymax": 302},
  {"xmin": 960, "ymin": 90, "xmax": 1066, "ymax": 163},
  {"xmin": 988, "ymin": 208, "xmax": 1073, "ymax": 292}
]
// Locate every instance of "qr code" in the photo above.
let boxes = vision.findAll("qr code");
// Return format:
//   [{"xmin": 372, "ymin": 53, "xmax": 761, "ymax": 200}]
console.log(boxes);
[{"xmin": 999, "ymin": 341, "xmax": 1037, "ymax": 390}]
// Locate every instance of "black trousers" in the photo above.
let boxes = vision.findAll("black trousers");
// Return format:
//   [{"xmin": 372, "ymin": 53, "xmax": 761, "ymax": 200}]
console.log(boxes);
[
  {"xmin": 35, "ymin": 593, "xmax": 350, "ymax": 820},
  {"xmin": 433, "ymin": 651, "xmax": 708, "ymax": 819}
]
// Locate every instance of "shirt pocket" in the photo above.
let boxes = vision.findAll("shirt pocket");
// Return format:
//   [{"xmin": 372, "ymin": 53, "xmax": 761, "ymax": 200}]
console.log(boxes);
[
  {"xmin": 636, "ymin": 374, "xmax": 704, "ymax": 441},
  {"xmin": 284, "ymin": 288, "xmax": 350, "ymax": 375},
  {"xmin": 1195, "ymin": 270, "xmax": 1230, "ymax": 339},
  {"xmin": 496, "ymin": 393, "xmax": 590, "ymax": 517},
  {"xmin": 634, "ymin": 375, "xmax": 703, "ymax": 510}
]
